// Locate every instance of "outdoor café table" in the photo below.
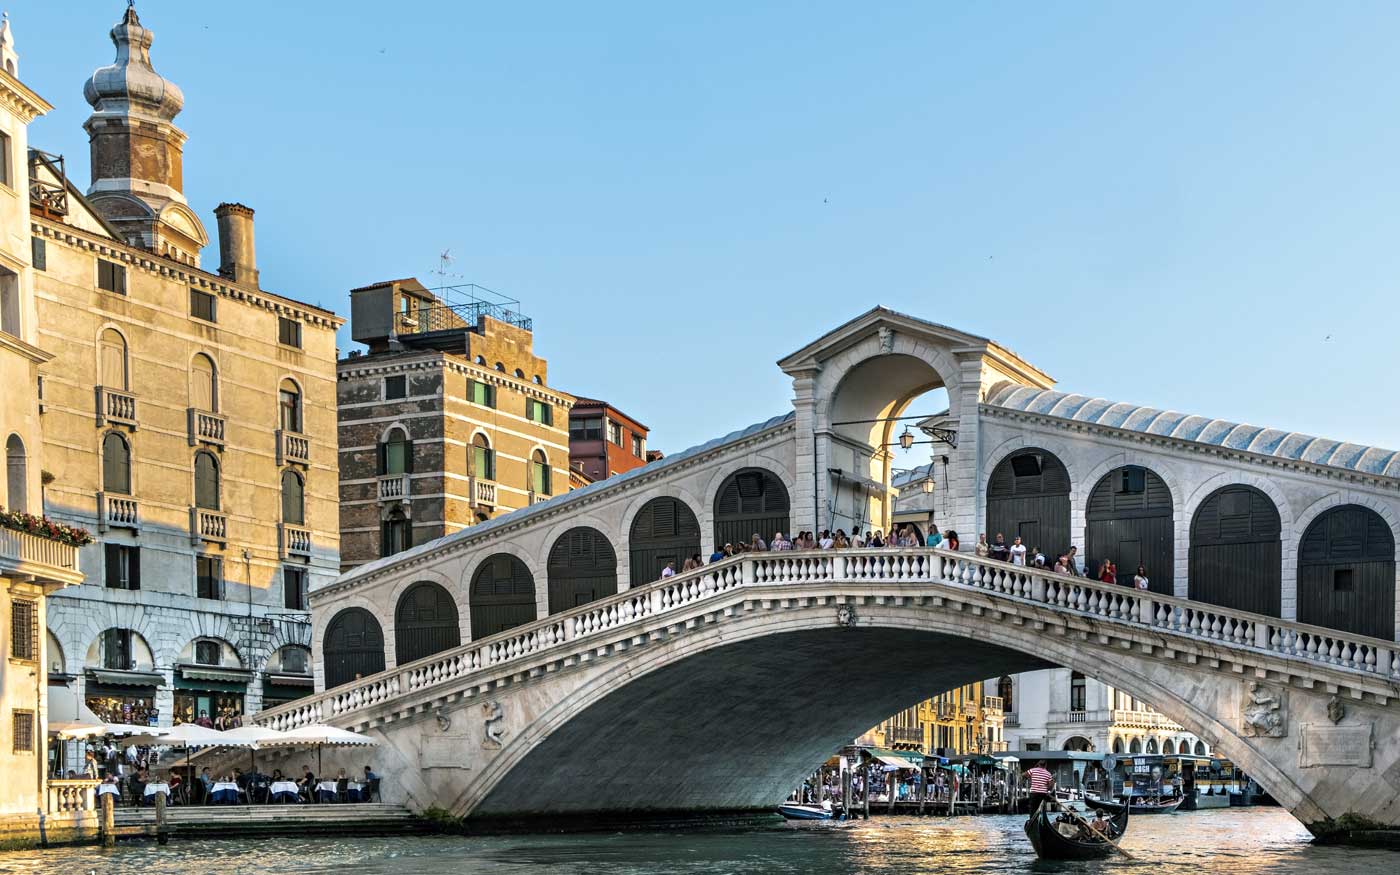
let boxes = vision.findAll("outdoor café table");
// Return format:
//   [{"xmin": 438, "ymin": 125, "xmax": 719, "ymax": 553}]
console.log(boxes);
[
  {"xmin": 316, "ymin": 780, "xmax": 340, "ymax": 803},
  {"xmin": 142, "ymin": 782, "xmax": 170, "ymax": 805},
  {"xmin": 97, "ymin": 783, "xmax": 121, "ymax": 803},
  {"xmin": 269, "ymin": 780, "xmax": 300, "ymax": 804},
  {"xmin": 345, "ymin": 781, "xmax": 365, "ymax": 802},
  {"xmin": 210, "ymin": 781, "xmax": 240, "ymax": 804}
]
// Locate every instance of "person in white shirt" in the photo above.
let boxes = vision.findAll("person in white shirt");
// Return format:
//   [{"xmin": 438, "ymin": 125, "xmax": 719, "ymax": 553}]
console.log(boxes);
[
  {"xmin": 771, "ymin": 532, "xmax": 792, "ymax": 551},
  {"xmin": 1009, "ymin": 536, "xmax": 1028, "ymax": 566},
  {"xmin": 660, "ymin": 562, "xmax": 676, "ymax": 579},
  {"xmin": 850, "ymin": 529, "xmax": 865, "ymax": 548},
  {"xmin": 818, "ymin": 531, "xmax": 835, "ymax": 549},
  {"xmin": 1133, "ymin": 565, "xmax": 1150, "ymax": 590}
]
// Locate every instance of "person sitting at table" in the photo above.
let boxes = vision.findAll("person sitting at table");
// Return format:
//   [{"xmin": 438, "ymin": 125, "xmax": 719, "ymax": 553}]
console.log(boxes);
[
  {"xmin": 362, "ymin": 765, "xmax": 379, "ymax": 802},
  {"xmin": 199, "ymin": 766, "xmax": 214, "ymax": 803},
  {"xmin": 131, "ymin": 767, "xmax": 149, "ymax": 805},
  {"xmin": 298, "ymin": 764, "xmax": 317, "ymax": 803},
  {"xmin": 167, "ymin": 771, "xmax": 183, "ymax": 804}
]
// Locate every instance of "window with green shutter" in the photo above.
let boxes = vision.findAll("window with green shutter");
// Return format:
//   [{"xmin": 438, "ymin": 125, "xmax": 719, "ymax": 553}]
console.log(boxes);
[
  {"xmin": 527, "ymin": 399, "xmax": 552, "ymax": 425},
  {"xmin": 469, "ymin": 380, "xmax": 496, "ymax": 408}
]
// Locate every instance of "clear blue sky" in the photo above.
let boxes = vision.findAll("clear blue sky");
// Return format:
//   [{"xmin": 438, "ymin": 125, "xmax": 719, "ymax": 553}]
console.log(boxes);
[{"xmin": 16, "ymin": 1, "xmax": 1400, "ymax": 456}]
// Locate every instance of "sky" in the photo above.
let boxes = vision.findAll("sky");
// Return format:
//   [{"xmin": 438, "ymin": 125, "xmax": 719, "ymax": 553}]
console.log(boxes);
[{"xmin": 15, "ymin": 1, "xmax": 1400, "ymax": 458}]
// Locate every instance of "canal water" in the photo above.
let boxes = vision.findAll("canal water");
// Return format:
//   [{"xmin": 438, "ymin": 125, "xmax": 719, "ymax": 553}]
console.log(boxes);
[{"xmin": 2, "ymin": 809, "xmax": 1394, "ymax": 874}]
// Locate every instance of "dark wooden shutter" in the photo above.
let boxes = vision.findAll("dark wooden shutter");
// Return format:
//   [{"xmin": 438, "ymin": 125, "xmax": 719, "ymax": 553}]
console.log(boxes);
[
  {"xmin": 129, "ymin": 548, "xmax": 141, "ymax": 591},
  {"xmin": 105, "ymin": 544, "xmax": 120, "ymax": 588}
]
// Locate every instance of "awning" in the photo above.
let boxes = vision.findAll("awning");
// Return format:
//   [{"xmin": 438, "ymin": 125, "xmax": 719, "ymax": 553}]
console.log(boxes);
[
  {"xmin": 866, "ymin": 748, "xmax": 926, "ymax": 770},
  {"xmin": 264, "ymin": 673, "xmax": 314, "ymax": 688},
  {"xmin": 85, "ymin": 668, "xmax": 164, "ymax": 687},
  {"xmin": 177, "ymin": 665, "xmax": 253, "ymax": 684}
]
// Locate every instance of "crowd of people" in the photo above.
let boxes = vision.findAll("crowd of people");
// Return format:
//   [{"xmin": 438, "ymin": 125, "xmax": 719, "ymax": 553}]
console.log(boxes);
[
  {"xmin": 660, "ymin": 524, "xmax": 962, "ymax": 577},
  {"xmin": 974, "ymin": 533, "xmax": 1150, "ymax": 591}
]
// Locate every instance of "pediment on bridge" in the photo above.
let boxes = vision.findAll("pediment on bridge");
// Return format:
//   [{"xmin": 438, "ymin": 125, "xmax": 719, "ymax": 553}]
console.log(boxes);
[{"xmin": 776, "ymin": 306, "xmax": 1053, "ymax": 390}]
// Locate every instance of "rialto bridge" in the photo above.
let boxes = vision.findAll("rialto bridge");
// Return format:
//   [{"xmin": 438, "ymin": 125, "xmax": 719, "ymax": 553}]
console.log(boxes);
[{"xmin": 254, "ymin": 309, "xmax": 1400, "ymax": 832}]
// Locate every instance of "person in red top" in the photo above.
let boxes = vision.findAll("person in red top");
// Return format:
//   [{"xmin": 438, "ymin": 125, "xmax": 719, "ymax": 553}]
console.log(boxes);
[{"xmin": 1026, "ymin": 760, "xmax": 1056, "ymax": 813}]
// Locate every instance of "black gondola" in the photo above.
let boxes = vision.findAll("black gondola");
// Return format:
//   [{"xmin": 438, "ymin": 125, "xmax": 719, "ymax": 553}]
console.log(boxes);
[
  {"xmin": 1024, "ymin": 803, "xmax": 1129, "ymax": 861},
  {"xmin": 1087, "ymin": 795, "xmax": 1182, "ymax": 815}
]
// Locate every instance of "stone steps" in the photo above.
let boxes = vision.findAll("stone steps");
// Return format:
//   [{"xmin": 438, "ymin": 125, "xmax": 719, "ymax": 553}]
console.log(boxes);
[{"xmin": 109, "ymin": 803, "xmax": 431, "ymax": 839}]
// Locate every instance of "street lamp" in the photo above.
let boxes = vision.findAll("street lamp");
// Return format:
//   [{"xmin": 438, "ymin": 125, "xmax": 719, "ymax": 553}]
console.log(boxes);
[
  {"xmin": 921, "ymin": 477, "xmax": 934, "ymax": 495},
  {"xmin": 898, "ymin": 428, "xmax": 914, "ymax": 451}
]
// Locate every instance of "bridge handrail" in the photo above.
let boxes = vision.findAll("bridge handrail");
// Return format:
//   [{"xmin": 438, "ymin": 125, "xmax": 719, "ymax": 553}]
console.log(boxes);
[{"xmin": 255, "ymin": 548, "xmax": 1400, "ymax": 731}]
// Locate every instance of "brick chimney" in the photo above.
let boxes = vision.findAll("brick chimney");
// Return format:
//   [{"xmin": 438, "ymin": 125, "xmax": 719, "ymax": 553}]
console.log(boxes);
[{"xmin": 214, "ymin": 202, "xmax": 258, "ymax": 287}]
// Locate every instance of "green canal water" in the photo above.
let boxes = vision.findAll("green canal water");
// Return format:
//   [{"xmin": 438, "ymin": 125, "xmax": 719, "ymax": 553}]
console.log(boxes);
[{"xmin": 1, "ymin": 808, "xmax": 1394, "ymax": 874}]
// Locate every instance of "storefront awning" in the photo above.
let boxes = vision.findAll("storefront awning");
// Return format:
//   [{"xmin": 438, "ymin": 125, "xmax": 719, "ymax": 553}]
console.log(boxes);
[
  {"xmin": 264, "ymin": 673, "xmax": 313, "ymax": 688},
  {"xmin": 865, "ymin": 748, "xmax": 927, "ymax": 770},
  {"xmin": 177, "ymin": 665, "xmax": 253, "ymax": 685},
  {"xmin": 85, "ymin": 668, "xmax": 164, "ymax": 687}
]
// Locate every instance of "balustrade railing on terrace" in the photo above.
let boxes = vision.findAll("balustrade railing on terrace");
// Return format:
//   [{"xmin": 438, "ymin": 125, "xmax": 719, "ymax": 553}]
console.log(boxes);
[
  {"xmin": 257, "ymin": 548, "xmax": 1400, "ymax": 732},
  {"xmin": 0, "ymin": 527, "xmax": 80, "ymax": 574},
  {"xmin": 47, "ymin": 779, "xmax": 98, "ymax": 814}
]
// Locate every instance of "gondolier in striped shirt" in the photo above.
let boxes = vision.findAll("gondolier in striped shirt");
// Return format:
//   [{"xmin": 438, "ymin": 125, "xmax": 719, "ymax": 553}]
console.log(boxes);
[{"xmin": 1026, "ymin": 760, "xmax": 1055, "ymax": 814}]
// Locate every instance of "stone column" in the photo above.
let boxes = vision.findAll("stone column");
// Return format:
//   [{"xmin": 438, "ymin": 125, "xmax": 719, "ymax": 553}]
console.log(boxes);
[{"xmin": 788, "ymin": 367, "xmax": 821, "ymax": 536}]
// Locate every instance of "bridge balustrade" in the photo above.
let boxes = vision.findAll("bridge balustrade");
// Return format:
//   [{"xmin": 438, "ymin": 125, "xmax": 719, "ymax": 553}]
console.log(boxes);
[{"xmin": 258, "ymin": 548, "xmax": 1400, "ymax": 732}]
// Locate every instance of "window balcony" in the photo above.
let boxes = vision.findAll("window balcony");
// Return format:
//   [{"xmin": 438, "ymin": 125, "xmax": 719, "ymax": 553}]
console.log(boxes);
[
  {"xmin": 1110, "ymin": 709, "xmax": 1185, "ymax": 732},
  {"xmin": 469, "ymin": 476, "xmax": 497, "ymax": 508},
  {"xmin": 527, "ymin": 490, "xmax": 550, "ymax": 506},
  {"xmin": 0, "ymin": 527, "xmax": 82, "ymax": 588},
  {"xmin": 983, "ymin": 695, "xmax": 1004, "ymax": 712},
  {"xmin": 187, "ymin": 408, "xmax": 226, "ymax": 448},
  {"xmin": 277, "ymin": 429, "xmax": 310, "ymax": 466},
  {"xmin": 98, "ymin": 493, "xmax": 139, "ymax": 532},
  {"xmin": 1004, "ymin": 715, "xmax": 1021, "ymax": 728},
  {"xmin": 95, "ymin": 386, "xmax": 138, "ymax": 429},
  {"xmin": 190, "ymin": 507, "xmax": 227, "ymax": 545},
  {"xmin": 378, "ymin": 474, "xmax": 411, "ymax": 502},
  {"xmin": 280, "ymin": 524, "xmax": 312, "ymax": 558}
]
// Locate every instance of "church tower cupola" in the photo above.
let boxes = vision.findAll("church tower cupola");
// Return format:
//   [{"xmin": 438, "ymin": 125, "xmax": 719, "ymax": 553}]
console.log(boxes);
[{"xmin": 82, "ymin": 3, "xmax": 207, "ymax": 266}]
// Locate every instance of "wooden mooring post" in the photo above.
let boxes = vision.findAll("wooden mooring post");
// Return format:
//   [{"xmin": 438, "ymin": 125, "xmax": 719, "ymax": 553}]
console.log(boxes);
[
  {"xmin": 154, "ymin": 790, "xmax": 169, "ymax": 845},
  {"xmin": 842, "ymin": 765, "xmax": 851, "ymax": 820},
  {"xmin": 101, "ymin": 790, "xmax": 115, "ymax": 847},
  {"xmin": 861, "ymin": 760, "xmax": 871, "ymax": 819}
]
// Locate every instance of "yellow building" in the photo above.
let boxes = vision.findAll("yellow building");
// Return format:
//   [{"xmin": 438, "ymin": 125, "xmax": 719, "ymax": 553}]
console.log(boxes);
[
  {"xmin": 859, "ymin": 681, "xmax": 1006, "ymax": 756},
  {"xmin": 0, "ymin": 16, "xmax": 84, "ymax": 823},
  {"xmin": 31, "ymin": 7, "xmax": 340, "ymax": 732}
]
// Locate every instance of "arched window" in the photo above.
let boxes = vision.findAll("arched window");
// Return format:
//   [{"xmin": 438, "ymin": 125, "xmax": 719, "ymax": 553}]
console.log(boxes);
[
  {"xmin": 323, "ymin": 608, "xmax": 385, "ymax": 688},
  {"xmin": 1298, "ymin": 504, "xmax": 1395, "ymax": 639},
  {"xmin": 1129, "ymin": 737, "xmax": 1142, "ymax": 754},
  {"xmin": 102, "ymin": 432, "xmax": 131, "ymax": 494},
  {"xmin": 532, "ymin": 375, "xmax": 542, "ymax": 385},
  {"xmin": 628, "ymin": 496, "xmax": 701, "ymax": 586},
  {"xmin": 513, "ymin": 368, "xmax": 525, "ymax": 379},
  {"xmin": 1145, "ymin": 737, "xmax": 1159, "ymax": 754},
  {"xmin": 5, "ymin": 434, "xmax": 26, "ymax": 514},
  {"xmin": 474, "ymin": 355, "xmax": 486, "ymax": 366},
  {"xmin": 281, "ymin": 469, "xmax": 305, "ymax": 525},
  {"xmin": 494, "ymin": 362, "xmax": 505, "ymax": 372},
  {"xmin": 712, "ymin": 468, "xmax": 790, "ymax": 551},
  {"xmin": 1112, "ymin": 737, "xmax": 1124, "ymax": 754},
  {"xmin": 191, "ymin": 353, "xmax": 218, "ymax": 412},
  {"xmin": 1086, "ymin": 465, "xmax": 1173, "ymax": 594},
  {"xmin": 1069, "ymin": 671, "xmax": 1086, "ymax": 711},
  {"xmin": 379, "ymin": 427, "xmax": 412, "ymax": 476},
  {"xmin": 99, "ymin": 328, "xmax": 128, "ymax": 389},
  {"xmin": 0, "ymin": 267, "xmax": 19, "ymax": 337},
  {"xmin": 1189, "ymin": 485, "xmax": 1282, "ymax": 617},
  {"xmin": 279, "ymin": 378, "xmax": 302, "ymax": 433},
  {"xmin": 381, "ymin": 507, "xmax": 412, "ymax": 558},
  {"xmin": 394, "ymin": 581, "xmax": 461, "ymax": 665},
  {"xmin": 1194, "ymin": 740, "xmax": 1207, "ymax": 755},
  {"xmin": 997, "ymin": 675, "xmax": 1013, "ymax": 714},
  {"xmin": 471, "ymin": 433, "xmax": 495, "ymax": 480},
  {"xmin": 194, "ymin": 451, "xmax": 220, "ymax": 510},
  {"xmin": 469, "ymin": 554, "xmax": 536, "ymax": 639},
  {"xmin": 546, "ymin": 527, "xmax": 618, "ymax": 613},
  {"xmin": 530, "ymin": 449, "xmax": 551, "ymax": 496},
  {"xmin": 986, "ymin": 448, "xmax": 1072, "ymax": 560},
  {"xmin": 1162, "ymin": 739, "xmax": 1176, "ymax": 755}
]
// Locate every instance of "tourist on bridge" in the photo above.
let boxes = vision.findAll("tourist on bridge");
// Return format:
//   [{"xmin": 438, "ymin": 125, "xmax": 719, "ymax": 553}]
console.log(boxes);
[
  {"xmin": 748, "ymin": 532, "xmax": 767, "ymax": 551},
  {"xmin": 991, "ymin": 533, "xmax": 1010, "ymax": 562},
  {"xmin": 1134, "ymin": 565, "xmax": 1150, "ymax": 591},
  {"xmin": 681, "ymin": 554, "xmax": 701, "ymax": 572},
  {"xmin": 661, "ymin": 561, "xmax": 677, "ymax": 579},
  {"xmin": 833, "ymin": 530, "xmax": 850, "ymax": 548},
  {"xmin": 1098, "ymin": 561, "xmax": 1117, "ymax": 585},
  {"xmin": 1032, "ymin": 546, "xmax": 1046, "ymax": 568},
  {"xmin": 976, "ymin": 534, "xmax": 990, "ymax": 557},
  {"xmin": 771, "ymin": 532, "xmax": 792, "ymax": 550},
  {"xmin": 850, "ymin": 528, "xmax": 865, "ymax": 547},
  {"xmin": 1010, "ymin": 536, "xmax": 1028, "ymax": 566},
  {"xmin": 925, "ymin": 525, "xmax": 942, "ymax": 548},
  {"xmin": 1065, "ymin": 546, "xmax": 1083, "ymax": 576}
]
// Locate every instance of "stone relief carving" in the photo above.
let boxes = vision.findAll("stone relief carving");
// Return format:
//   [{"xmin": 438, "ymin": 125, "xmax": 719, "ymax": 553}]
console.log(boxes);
[
  {"xmin": 836, "ymin": 604, "xmax": 858, "ymax": 627},
  {"xmin": 435, "ymin": 708, "xmax": 452, "ymax": 732},
  {"xmin": 878, "ymin": 326, "xmax": 895, "ymax": 354},
  {"xmin": 1326, "ymin": 696, "xmax": 1345, "ymax": 725},
  {"xmin": 482, "ymin": 700, "xmax": 505, "ymax": 749},
  {"xmin": 1240, "ymin": 681, "xmax": 1286, "ymax": 738}
]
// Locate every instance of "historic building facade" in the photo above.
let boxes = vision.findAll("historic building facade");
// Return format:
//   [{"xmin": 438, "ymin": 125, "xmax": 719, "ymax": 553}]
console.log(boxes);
[
  {"xmin": 858, "ymin": 680, "xmax": 1006, "ymax": 756},
  {"xmin": 998, "ymin": 669, "xmax": 1208, "ymax": 756},
  {"xmin": 0, "ymin": 16, "xmax": 85, "ymax": 821},
  {"xmin": 32, "ymin": 7, "xmax": 339, "ymax": 731},
  {"xmin": 337, "ymin": 278, "xmax": 575, "ymax": 573},
  {"xmin": 567, "ymin": 398, "xmax": 650, "ymax": 483}
]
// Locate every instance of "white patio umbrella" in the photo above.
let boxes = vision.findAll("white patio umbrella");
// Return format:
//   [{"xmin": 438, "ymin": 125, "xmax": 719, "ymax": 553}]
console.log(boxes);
[
  {"xmin": 121, "ymin": 724, "xmax": 256, "ymax": 797},
  {"xmin": 217, "ymin": 725, "xmax": 298, "ymax": 781},
  {"xmin": 279, "ymin": 724, "xmax": 377, "ymax": 779},
  {"xmin": 49, "ymin": 721, "xmax": 108, "ymax": 739}
]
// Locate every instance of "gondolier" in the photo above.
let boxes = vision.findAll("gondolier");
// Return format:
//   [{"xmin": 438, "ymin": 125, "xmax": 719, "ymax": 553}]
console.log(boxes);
[{"xmin": 1026, "ymin": 760, "xmax": 1055, "ymax": 813}]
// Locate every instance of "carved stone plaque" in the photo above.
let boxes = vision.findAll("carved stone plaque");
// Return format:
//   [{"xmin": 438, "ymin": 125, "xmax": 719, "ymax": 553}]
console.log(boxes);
[
  {"xmin": 1240, "ymin": 681, "xmax": 1287, "ymax": 738},
  {"xmin": 1299, "ymin": 723, "xmax": 1372, "ymax": 769},
  {"xmin": 419, "ymin": 734, "xmax": 473, "ymax": 770}
]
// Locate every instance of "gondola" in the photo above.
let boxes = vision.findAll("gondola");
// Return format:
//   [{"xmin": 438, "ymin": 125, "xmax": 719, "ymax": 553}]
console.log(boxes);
[
  {"xmin": 1023, "ymin": 802, "xmax": 1129, "ymax": 861},
  {"xmin": 1087, "ymin": 795, "xmax": 1183, "ymax": 815}
]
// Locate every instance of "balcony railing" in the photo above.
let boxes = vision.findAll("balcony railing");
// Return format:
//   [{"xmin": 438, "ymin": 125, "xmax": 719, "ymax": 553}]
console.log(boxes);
[
  {"xmin": 188, "ymin": 408, "xmax": 226, "ymax": 448},
  {"xmin": 277, "ymin": 429, "xmax": 310, "ymax": 466},
  {"xmin": 190, "ymin": 507, "xmax": 227, "ymax": 545},
  {"xmin": 887, "ymin": 725, "xmax": 923, "ymax": 745},
  {"xmin": 983, "ymin": 696, "xmax": 1004, "ymax": 712},
  {"xmin": 1067, "ymin": 710, "xmax": 1087, "ymax": 723},
  {"xmin": 47, "ymin": 779, "xmax": 98, "ymax": 814},
  {"xmin": 0, "ymin": 527, "xmax": 81, "ymax": 585},
  {"xmin": 1004, "ymin": 715, "xmax": 1021, "ymax": 728},
  {"xmin": 470, "ymin": 476, "xmax": 497, "ymax": 508},
  {"xmin": 1111, "ymin": 708, "xmax": 1185, "ymax": 731},
  {"xmin": 399, "ymin": 291, "xmax": 533, "ymax": 335},
  {"xmin": 96, "ymin": 386, "xmax": 138, "ymax": 429},
  {"xmin": 280, "ymin": 524, "xmax": 312, "ymax": 558},
  {"xmin": 528, "ymin": 490, "xmax": 549, "ymax": 506},
  {"xmin": 98, "ymin": 493, "xmax": 138, "ymax": 531},
  {"xmin": 378, "ymin": 474, "xmax": 410, "ymax": 502}
]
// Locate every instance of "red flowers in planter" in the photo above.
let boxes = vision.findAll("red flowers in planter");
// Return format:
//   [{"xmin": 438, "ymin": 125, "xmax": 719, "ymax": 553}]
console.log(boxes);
[{"xmin": 0, "ymin": 507, "xmax": 94, "ymax": 547}]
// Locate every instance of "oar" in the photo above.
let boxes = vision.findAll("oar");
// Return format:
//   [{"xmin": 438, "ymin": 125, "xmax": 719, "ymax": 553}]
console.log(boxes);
[{"xmin": 1054, "ymin": 799, "xmax": 1137, "ymax": 861}]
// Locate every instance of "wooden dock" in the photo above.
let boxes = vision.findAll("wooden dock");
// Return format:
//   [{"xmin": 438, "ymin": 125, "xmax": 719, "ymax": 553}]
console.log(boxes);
[{"xmin": 110, "ymin": 803, "xmax": 432, "ymax": 841}]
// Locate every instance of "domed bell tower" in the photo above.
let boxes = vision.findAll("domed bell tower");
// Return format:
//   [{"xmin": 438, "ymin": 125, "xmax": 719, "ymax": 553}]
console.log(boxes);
[{"xmin": 82, "ymin": 3, "xmax": 208, "ymax": 265}]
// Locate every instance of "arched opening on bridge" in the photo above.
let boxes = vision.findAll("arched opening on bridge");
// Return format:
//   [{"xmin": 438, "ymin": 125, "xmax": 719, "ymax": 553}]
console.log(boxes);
[
  {"xmin": 1189, "ymin": 485, "xmax": 1282, "ymax": 617},
  {"xmin": 1063, "ymin": 736, "xmax": 1092, "ymax": 752},
  {"xmin": 470, "ymin": 554, "xmax": 537, "ymax": 639},
  {"xmin": 1297, "ymin": 505, "xmax": 1395, "ymax": 640},
  {"xmin": 323, "ymin": 608, "xmax": 385, "ymax": 689},
  {"xmin": 713, "ymin": 468, "xmax": 791, "ymax": 550},
  {"xmin": 547, "ymin": 527, "xmax": 618, "ymax": 614},
  {"xmin": 1086, "ymin": 465, "xmax": 1173, "ymax": 594},
  {"xmin": 629, "ymin": 497, "xmax": 700, "ymax": 586},
  {"xmin": 394, "ymin": 581, "xmax": 461, "ymax": 665},
  {"xmin": 826, "ymin": 352, "xmax": 952, "ymax": 538},
  {"xmin": 985, "ymin": 448, "xmax": 1071, "ymax": 562}
]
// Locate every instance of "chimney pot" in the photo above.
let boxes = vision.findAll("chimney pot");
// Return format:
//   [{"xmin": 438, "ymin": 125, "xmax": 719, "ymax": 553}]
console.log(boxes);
[{"xmin": 214, "ymin": 202, "xmax": 258, "ymax": 287}]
